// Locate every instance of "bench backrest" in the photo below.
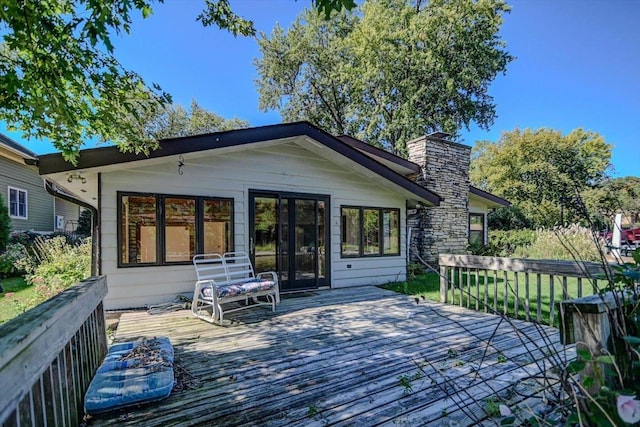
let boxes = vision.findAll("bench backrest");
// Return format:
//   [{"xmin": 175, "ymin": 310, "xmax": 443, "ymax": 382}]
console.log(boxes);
[
  {"xmin": 223, "ymin": 251, "xmax": 256, "ymax": 283},
  {"xmin": 193, "ymin": 253, "xmax": 228, "ymax": 284}
]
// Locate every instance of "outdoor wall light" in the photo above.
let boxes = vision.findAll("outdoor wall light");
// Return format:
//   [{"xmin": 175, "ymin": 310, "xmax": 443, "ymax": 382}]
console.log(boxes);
[{"xmin": 67, "ymin": 172, "xmax": 87, "ymax": 184}]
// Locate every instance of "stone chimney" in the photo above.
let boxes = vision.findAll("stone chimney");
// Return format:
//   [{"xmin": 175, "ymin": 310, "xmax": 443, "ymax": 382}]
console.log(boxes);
[{"xmin": 407, "ymin": 132, "xmax": 471, "ymax": 265}]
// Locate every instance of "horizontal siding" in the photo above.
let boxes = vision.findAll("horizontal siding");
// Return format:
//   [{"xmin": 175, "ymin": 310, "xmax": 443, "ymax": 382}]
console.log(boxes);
[
  {"xmin": 0, "ymin": 156, "xmax": 54, "ymax": 232},
  {"xmin": 100, "ymin": 142, "xmax": 407, "ymax": 309},
  {"xmin": 54, "ymin": 198, "xmax": 80, "ymax": 231}
]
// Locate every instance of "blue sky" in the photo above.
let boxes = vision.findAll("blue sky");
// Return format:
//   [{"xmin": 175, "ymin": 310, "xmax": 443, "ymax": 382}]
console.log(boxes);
[{"xmin": 3, "ymin": 0, "xmax": 639, "ymax": 177}]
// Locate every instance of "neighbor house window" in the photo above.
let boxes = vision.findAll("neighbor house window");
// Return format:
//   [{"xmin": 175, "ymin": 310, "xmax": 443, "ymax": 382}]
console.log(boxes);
[
  {"xmin": 118, "ymin": 192, "xmax": 233, "ymax": 267},
  {"xmin": 8, "ymin": 187, "xmax": 27, "ymax": 219},
  {"xmin": 341, "ymin": 206, "xmax": 400, "ymax": 257},
  {"xmin": 469, "ymin": 213, "xmax": 485, "ymax": 245}
]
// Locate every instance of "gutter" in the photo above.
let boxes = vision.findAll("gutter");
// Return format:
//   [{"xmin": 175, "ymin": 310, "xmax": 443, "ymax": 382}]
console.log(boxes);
[{"xmin": 44, "ymin": 179, "xmax": 100, "ymax": 276}]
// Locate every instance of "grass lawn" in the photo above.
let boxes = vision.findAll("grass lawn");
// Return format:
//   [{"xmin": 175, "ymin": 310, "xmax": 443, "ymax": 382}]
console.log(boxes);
[
  {"xmin": 382, "ymin": 271, "xmax": 603, "ymax": 327},
  {"xmin": 0, "ymin": 276, "xmax": 35, "ymax": 325}
]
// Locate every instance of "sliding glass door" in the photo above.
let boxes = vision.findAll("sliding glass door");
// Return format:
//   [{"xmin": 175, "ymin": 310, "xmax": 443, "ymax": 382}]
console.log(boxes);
[{"xmin": 249, "ymin": 191, "xmax": 329, "ymax": 291}]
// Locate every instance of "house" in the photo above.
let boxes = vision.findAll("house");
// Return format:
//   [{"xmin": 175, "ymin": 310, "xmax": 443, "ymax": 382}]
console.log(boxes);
[
  {"xmin": 36, "ymin": 122, "xmax": 508, "ymax": 309},
  {"xmin": 0, "ymin": 132, "xmax": 81, "ymax": 233}
]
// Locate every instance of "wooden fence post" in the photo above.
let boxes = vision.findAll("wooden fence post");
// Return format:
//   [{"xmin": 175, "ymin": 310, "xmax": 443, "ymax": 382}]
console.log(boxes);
[
  {"xmin": 439, "ymin": 265, "xmax": 447, "ymax": 303},
  {"xmin": 560, "ymin": 292, "xmax": 622, "ymax": 393}
]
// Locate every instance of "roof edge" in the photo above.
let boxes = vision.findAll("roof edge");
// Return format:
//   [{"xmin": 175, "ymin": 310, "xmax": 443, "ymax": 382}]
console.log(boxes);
[
  {"xmin": 470, "ymin": 186, "xmax": 511, "ymax": 207},
  {"xmin": 38, "ymin": 121, "xmax": 442, "ymax": 206},
  {"xmin": 336, "ymin": 135, "xmax": 420, "ymax": 174}
]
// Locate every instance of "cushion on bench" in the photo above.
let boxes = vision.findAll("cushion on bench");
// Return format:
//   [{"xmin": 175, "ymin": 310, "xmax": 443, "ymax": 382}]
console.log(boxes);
[
  {"xmin": 201, "ymin": 279, "xmax": 277, "ymax": 299},
  {"xmin": 84, "ymin": 337, "xmax": 174, "ymax": 415}
]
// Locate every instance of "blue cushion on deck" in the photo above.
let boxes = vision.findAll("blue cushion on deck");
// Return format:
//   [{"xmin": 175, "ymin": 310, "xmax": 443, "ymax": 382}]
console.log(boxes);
[{"xmin": 84, "ymin": 337, "xmax": 174, "ymax": 415}]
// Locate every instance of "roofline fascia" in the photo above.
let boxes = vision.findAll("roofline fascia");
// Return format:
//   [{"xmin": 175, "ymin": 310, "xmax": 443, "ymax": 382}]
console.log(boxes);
[
  {"xmin": 469, "ymin": 185, "xmax": 511, "ymax": 207},
  {"xmin": 38, "ymin": 121, "xmax": 442, "ymax": 206},
  {"xmin": 336, "ymin": 135, "xmax": 420, "ymax": 174}
]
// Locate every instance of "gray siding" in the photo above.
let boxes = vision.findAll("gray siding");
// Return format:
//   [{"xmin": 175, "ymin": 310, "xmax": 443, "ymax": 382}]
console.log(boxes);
[
  {"xmin": 0, "ymin": 156, "xmax": 54, "ymax": 232},
  {"xmin": 53, "ymin": 198, "xmax": 81, "ymax": 232}
]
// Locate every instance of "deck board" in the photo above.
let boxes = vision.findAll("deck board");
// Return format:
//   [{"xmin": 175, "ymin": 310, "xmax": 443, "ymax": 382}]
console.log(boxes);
[{"xmin": 91, "ymin": 286, "xmax": 573, "ymax": 426}]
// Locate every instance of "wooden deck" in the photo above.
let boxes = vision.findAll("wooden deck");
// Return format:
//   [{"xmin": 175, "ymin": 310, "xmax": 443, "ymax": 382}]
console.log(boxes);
[{"xmin": 91, "ymin": 287, "xmax": 574, "ymax": 426}]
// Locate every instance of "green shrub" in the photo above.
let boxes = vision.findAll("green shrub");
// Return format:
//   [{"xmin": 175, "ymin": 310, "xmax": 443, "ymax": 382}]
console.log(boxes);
[
  {"xmin": 488, "ymin": 229, "xmax": 537, "ymax": 256},
  {"xmin": 466, "ymin": 241, "xmax": 500, "ymax": 256},
  {"xmin": 0, "ymin": 194, "xmax": 11, "ymax": 252},
  {"xmin": 25, "ymin": 236, "xmax": 91, "ymax": 302},
  {"xmin": 514, "ymin": 224, "xmax": 605, "ymax": 262},
  {"xmin": 407, "ymin": 262, "xmax": 425, "ymax": 281},
  {"xmin": 76, "ymin": 209, "xmax": 92, "ymax": 238},
  {"xmin": 0, "ymin": 243, "xmax": 28, "ymax": 277},
  {"xmin": 488, "ymin": 205, "xmax": 532, "ymax": 230}
]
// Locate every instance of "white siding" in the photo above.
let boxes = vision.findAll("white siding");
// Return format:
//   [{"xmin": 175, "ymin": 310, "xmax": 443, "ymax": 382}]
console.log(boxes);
[{"xmin": 100, "ymin": 142, "xmax": 407, "ymax": 309}]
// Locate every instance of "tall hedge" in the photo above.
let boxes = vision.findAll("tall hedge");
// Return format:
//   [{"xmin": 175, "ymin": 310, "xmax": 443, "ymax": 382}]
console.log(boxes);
[{"xmin": 0, "ymin": 193, "xmax": 11, "ymax": 252}]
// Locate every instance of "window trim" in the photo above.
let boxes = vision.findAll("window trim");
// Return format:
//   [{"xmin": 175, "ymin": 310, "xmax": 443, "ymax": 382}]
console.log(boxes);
[
  {"xmin": 468, "ymin": 212, "xmax": 486, "ymax": 245},
  {"xmin": 117, "ymin": 191, "xmax": 234, "ymax": 268},
  {"xmin": 8, "ymin": 186, "xmax": 28, "ymax": 220},
  {"xmin": 340, "ymin": 205, "xmax": 401, "ymax": 258}
]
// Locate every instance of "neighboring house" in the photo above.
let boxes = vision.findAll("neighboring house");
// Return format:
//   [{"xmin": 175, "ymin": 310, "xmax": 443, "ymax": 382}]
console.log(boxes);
[
  {"xmin": 37, "ymin": 122, "xmax": 508, "ymax": 309},
  {"xmin": 0, "ymin": 132, "xmax": 81, "ymax": 233}
]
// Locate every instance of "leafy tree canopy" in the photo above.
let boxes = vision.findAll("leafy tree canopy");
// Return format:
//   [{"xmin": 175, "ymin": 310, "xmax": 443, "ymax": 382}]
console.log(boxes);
[
  {"xmin": 470, "ymin": 128, "xmax": 613, "ymax": 227},
  {"xmin": 582, "ymin": 176, "xmax": 640, "ymax": 226},
  {"xmin": 141, "ymin": 100, "xmax": 249, "ymax": 140},
  {"xmin": 0, "ymin": 0, "xmax": 354, "ymax": 164},
  {"xmin": 256, "ymin": 0, "xmax": 513, "ymax": 155}
]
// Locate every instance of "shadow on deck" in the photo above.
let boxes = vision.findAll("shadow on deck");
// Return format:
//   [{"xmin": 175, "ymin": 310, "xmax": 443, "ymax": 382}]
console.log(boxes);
[{"xmin": 91, "ymin": 286, "xmax": 574, "ymax": 426}]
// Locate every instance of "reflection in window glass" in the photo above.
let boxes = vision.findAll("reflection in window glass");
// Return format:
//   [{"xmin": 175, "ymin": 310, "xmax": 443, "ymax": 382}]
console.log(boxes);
[
  {"xmin": 9, "ymin": 187, "xmax": 27, "ymax": 218},
  {"xmin": 383, "ymin": 209, "xmax": 400, "ymax": 255},
  {"xmin": 121, "ymin": 195, "xmax": 157, "ymax": 264},
  {"xmin": 341, "ymin": 206, "xmax": 400, "ymax": 257},
  {"xmin": 318, "ymin": 201, "xmax": 325, "ymax": 279},
  {"xmin": 363, "ymin": 209, "xmax": 380, "ymax": 255},
  {"xmin": 164, "ymin": 198, "xmax": 196, "ymax": 262},
  {"xmin": 204, "ymin": 199, "xmax": 232, "ymax": 254},
  {"xmin": 469, "ymin": 213, "xmax": 485, "ymax": 245},
  {"xmin": 341, "ymin": 207, "xmax": 361, "ymax": 256}
]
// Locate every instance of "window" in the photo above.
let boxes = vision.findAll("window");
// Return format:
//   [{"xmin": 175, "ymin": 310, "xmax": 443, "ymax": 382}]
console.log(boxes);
[
  {"xmin": 469, "ymin": 213, "xmax": 485, "ymax": 245},
  {"xmin": 341, "ymin": 206, "xmax": 400, "ymax": 257},
  {"xmin": 8, "ymin": 187, "xmax": 27, "ymax": 219},
  {"xmin": 341, "ymin": 207, "xmax": 361, "ymax": 256},
  {"xmin": 118, "ymin": 192, "xmax": 233, "ymax": 266}
]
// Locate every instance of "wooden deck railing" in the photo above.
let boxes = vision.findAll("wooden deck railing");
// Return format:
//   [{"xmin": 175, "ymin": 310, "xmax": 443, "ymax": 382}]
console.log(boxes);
[
  {"xmin": 438, "ymin": 254, "xmax": 609, "ymax": 326},
  {"xmin": 0, "ymin": 276, "xmax": 108, "ymax": 426}
]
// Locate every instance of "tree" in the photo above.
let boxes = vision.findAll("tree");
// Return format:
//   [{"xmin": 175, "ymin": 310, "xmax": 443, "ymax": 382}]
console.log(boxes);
[
  {"xmin": 0, "ymin": 194, "xmax": 10, "ymax": 252},
  {"xmin": 142, "ymin": 100, "xmax": 249, "ymax": 140},
  {"xmin": 0, "ymin": 0, "xmax": 355, "ymax": 163},
  {"xmin": 582, "ymin": 176, "xmax": 640, "ymax": 227},
  {"xmin": 256, "ymin": 0, "xmax": 513, "ymax": 154},
  {"xmin": 75, "ymin": 209, "xmax": 93, "ymax": 238},
  {"xmin": 470, "ymin": 128, "xmax": 613, "ymax": 227}
]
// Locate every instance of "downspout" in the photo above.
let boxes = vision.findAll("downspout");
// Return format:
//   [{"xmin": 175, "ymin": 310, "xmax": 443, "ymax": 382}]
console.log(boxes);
[{"xmin": 44, "ymin": 179, "xmax": 100, "ymax": 277}]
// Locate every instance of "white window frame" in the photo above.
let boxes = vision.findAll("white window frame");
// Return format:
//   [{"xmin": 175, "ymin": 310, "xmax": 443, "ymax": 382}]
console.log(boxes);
[{"xmin": 8, "ymin": 186, "xmax": 28, "ymax": 220}]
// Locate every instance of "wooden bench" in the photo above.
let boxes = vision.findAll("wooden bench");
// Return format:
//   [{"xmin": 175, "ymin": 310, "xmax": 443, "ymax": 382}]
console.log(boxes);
[{"xmin": 191, "ymin": 252, "xmax": 279, "ymax": 325}]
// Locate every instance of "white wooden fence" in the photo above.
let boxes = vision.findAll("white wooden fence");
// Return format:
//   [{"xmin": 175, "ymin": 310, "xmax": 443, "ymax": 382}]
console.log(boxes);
[
  {"xmin": 438, "ymin": 254, "xmax": 609, "ymax": 326},
  {"xmin": 0, "ymin": 276, "xmax": 108, "ymax": 426}
]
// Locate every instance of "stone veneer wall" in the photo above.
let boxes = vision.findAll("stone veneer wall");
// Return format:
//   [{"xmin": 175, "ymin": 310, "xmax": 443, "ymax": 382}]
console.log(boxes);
[{"xmin": 407, "ymin": 135, "xmax": 471, "ymax": 265}]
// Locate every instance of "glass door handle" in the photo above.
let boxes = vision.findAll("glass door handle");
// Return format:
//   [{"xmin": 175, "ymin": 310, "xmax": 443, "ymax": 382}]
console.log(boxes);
[{"xmin": 250, "ymin": 237, "xmax": 255, "ymax": 255}]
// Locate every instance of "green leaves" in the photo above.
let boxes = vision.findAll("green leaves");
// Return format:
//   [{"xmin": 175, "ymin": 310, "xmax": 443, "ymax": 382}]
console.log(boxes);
[
  {"xmin": 0, "ymin": 0, "xmax": 170, "ymax": 163},
  {"xmin": 470, "ymin": 128, "xmax": 613, "ymax": 227},
  {"xmin": 142, "ymin": 100, "xmax": 249, "ymax": 140},
  {"xmin": 256, "ymin": 0, "xmax": 513, "ymax": 154},
  {"xmin": 197, "ymin": 0, "xmax": 255, "ymax": 37},
  {"xmin": 314, "ymin": 0, "xmax": 357, "ymax": 19},
  {"xmin": 0, "ymin": 0, "xmax": 351, "ymax": 163}
]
